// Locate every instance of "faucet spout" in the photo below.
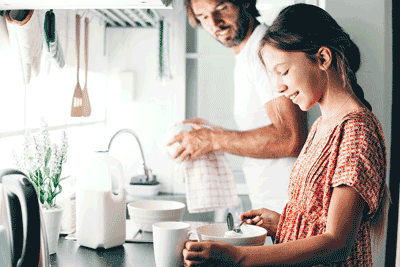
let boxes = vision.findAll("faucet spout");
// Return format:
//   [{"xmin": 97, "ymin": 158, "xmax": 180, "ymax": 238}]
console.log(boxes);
[{"xmin": 108, "ymin": 129, "xmax": 151, "ymax": 183}]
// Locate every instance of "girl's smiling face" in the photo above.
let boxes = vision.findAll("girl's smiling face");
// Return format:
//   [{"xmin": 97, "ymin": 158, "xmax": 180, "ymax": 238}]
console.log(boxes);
[{"xmin": 261, "ymin": 44, "xmax": 327, "ymax": 111}]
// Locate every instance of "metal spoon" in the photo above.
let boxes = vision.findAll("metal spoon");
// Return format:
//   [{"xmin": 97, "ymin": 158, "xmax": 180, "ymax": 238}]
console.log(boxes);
[
  {"xmin": 234, "ymin": 220, "xmax": 244, "ymax": 234},
  {"xmin": 227, "ymin": 212, "xmax": 244, "ymax": 234},
  {"xmin": 227, "ymin": 212, "xmax": 234, "ymax": 231}
]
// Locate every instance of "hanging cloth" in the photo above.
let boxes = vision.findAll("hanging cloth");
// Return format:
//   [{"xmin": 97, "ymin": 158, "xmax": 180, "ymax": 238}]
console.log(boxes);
[
  {"xmin": 158, "ymin": 19, "xmax": 172, "ymax": 83},
  {"xmin": 6, "ymin": 10, "xmax": 42, "ymax": 85},
  {"xmin": 43, "ymin": 10, "xmax": 65, "ymax": 71}
]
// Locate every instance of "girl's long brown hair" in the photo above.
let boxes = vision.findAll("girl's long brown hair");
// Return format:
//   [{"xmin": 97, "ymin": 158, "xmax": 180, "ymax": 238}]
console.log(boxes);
[{"xmin": 259, "ymin": 3, "xmax": 372, "ymax": 111}]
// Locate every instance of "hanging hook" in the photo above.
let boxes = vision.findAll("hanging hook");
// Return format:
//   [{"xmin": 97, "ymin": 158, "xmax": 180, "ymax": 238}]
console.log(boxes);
[
  {"xmin": 85, "ymin": 10, "xmax": 94, "ymax": 23},
  {"xmin": 98, "ymin": 14, "xmax": 105, "ymax": 27},
  {"xmin": 82, "ymin": 10, "xmax": 88, "ymax": 19}
]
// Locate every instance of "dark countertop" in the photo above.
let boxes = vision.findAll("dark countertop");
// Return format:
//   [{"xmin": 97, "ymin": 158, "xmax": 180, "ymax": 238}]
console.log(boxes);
[
  {"xmin": 51, "ymin": 224, "xmax": 274, "ymax": 267},
  {"xmin": 51, "ymin": 236, "xmax": 156, "ymax": 267},
  {"xmin": 50, "ymin": 221, "xmax": 214, "ymax": 267},
  {"xmin": 50, "ymin": 193, "xmax": 258, "ymax": 266}
]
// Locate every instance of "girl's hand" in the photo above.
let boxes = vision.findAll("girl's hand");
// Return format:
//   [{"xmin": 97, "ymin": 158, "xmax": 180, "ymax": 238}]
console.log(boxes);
[
  {"xmin": 183, "ymin": 240, "xmax": 241, "ymax": 267},
  {"xmin": 239, "ymin": 208, "xmax": 281, "ymax": 237}
]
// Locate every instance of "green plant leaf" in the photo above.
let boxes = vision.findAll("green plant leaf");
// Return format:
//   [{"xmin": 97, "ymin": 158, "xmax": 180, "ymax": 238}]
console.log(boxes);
[
  {"xmin": 54, "ymin": 183, "xmax": 63, "ymax": 197},
  {"xmin": 60, "ymin": 175, "xmax": 71, "ymax": 182},
  {"xmin": 44, "ymin": 147, "xmax": 52, "ymax": 167}
]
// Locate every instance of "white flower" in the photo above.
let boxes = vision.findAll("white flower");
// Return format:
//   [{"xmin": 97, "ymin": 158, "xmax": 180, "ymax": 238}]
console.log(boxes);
[
  {"xmin": 60, "ymin": 131, "xmax": 68, "ymax": 164},
  {"xmin": 50, "ymin": 143, "xmax": 62, "ymax": 176},
  {"xmin": 31, "ymin": 136, "xmax": 44, "ymax": 171},
  {"xmin": 13, "ymin": 118, "xmax": 69, "ymax": 208},
  {"xmin": 22, "ymin": 132, "xmax": 31, "ymax": 170},
  {"xmin": 39, "ymin": 117, "xmax": 50, "ymax": 153}
]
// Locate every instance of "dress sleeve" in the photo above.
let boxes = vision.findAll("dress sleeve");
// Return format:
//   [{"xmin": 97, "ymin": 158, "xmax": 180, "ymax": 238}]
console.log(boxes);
[{"xmin": 331, "ymin": 117, "xmax": 386, "ymax": 215}]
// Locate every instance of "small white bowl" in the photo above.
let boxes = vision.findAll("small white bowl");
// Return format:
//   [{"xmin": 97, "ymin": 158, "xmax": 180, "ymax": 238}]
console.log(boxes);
[
  {"xmin": 188, "ymin": 223, "xmax": 268, "ymax": 246},
  {"xmin": 127, "ymin": 200, "xmax": 186, "ymax": 232}
]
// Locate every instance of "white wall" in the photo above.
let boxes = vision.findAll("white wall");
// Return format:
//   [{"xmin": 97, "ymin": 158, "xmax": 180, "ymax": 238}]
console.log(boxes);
[{"xmin": 105, "ymin": 10, "xmax": 180, "ymax": 193}]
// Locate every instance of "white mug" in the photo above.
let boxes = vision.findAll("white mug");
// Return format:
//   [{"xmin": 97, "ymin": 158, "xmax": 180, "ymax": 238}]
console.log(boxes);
[
  {"xmin": 187, "ymin": 229, "xmax": 203, "ymax": 242},
  {"xmin": 152, "ymin": 221, "xmax": 191, "ymax": 267}
]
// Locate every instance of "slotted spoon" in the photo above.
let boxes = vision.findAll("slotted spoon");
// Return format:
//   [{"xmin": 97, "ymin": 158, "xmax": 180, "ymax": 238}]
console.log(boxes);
[
  {"xmin": 82, "ymin": 17, "xmax": 91, "ymax": 117},
  {"xmin": 71, "ymin": 14, "xmax": 82, "ymax": 117}
]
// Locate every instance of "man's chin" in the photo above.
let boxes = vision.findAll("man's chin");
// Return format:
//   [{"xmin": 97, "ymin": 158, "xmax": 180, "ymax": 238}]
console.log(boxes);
[{"xmin": 218, "ymin": 38, "xmax": 237, "ymax": 48}]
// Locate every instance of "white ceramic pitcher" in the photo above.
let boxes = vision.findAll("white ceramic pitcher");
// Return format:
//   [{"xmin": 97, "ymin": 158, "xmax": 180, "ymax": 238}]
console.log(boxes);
[{"xmin": 76, "ymin": 149, "xmax": 126, "ymax": 249}]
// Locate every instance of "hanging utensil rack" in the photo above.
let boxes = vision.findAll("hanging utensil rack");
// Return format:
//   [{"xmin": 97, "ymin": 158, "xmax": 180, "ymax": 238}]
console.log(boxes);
[{"xmin": 88, "ymin": 9, "xmax": 162, "ymax": 28}]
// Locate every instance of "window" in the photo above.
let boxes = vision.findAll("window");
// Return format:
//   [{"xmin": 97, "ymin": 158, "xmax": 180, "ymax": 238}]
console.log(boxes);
[{"xmin": 0, "ymin": 10, "xmax": 107, "ymax": 179}]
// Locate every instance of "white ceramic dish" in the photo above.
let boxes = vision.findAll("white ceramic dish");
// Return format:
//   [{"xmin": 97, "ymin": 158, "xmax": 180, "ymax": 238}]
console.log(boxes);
[
  {"xmin": 188, "ymin": 223, "xmax": 268, "ymax": 246},
  {"xmin": 127, "ymin": 200, "xmax": 185, "ymax": 232},
  {"xmin": 125, "ymin": 183, "xmax": 161, "ymax": 197}
]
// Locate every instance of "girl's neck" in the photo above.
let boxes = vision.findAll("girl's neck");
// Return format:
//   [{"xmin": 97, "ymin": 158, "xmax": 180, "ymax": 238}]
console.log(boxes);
[{"xmin": 318, "ymin": 71, "xmax": 361, "ymax": 123}]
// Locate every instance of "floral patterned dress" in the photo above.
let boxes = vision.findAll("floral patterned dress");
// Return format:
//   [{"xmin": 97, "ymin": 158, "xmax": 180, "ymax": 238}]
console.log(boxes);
[{"xmin": 275, "ymin": 108, "xmax": 387, "ymax": 266}]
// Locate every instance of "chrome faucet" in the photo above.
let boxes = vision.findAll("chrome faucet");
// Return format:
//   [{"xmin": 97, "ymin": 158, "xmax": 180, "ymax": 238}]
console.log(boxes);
[{"xmin": 108, "ymin": 128, "xmax": 154, "ymax": 184}]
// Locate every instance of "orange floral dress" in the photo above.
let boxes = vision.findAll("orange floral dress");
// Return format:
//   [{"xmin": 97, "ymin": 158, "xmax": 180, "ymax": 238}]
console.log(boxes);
[{"xmin": 275, "ymin": 108, "xmax": 387, "ymax": 266}]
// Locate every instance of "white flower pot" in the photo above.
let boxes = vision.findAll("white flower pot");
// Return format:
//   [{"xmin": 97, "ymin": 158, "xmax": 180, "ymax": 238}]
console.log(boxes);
[{"xmin": 42, "ymin": 206, "xmax": 63, "ymax": 255}]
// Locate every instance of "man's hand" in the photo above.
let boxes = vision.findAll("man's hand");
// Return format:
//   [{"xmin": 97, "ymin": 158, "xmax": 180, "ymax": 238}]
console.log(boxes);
[
  {"xmin": 240, "ymin": 208, "xmax": 281, "ymax": 237},
  {"xmin": 167, "ymin": 119, "xmax": 220, "ymax": 162}
]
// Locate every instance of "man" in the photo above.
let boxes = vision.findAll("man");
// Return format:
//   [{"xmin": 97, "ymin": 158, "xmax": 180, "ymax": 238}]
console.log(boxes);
[{"xmin": 168, "ymin": 0, "xmax": 307, "ymax": 213}]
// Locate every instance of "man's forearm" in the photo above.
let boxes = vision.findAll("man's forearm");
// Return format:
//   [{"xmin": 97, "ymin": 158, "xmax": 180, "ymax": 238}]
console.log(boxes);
[{"xmin": 211, "ymin": 125, "xmax": 302, "ymax": 159}]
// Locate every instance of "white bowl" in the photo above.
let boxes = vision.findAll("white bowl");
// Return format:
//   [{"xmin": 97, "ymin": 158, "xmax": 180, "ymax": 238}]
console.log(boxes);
[
  {"xmin": 127, "ymin": 200, "xmax": 186, "ymax": 232},
  {"xmin": 188, "ymin": 223, "xmax": 267, "ymax": 246}
]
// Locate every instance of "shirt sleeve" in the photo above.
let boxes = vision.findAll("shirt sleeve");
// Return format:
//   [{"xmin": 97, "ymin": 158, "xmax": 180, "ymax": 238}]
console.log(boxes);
[{"xmin": 331, "ymin": 118, "xmax": 386, "ymax": 215}]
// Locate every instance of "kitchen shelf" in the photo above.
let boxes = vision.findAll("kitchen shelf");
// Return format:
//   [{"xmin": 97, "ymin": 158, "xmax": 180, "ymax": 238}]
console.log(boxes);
[{"xmin": 0, "ymin": 0, "xmax": 172, "ymax": 10}]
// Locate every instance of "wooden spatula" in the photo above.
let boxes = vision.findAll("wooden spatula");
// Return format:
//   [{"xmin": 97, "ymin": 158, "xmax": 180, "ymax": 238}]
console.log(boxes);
[
  {"xmin": 71, "ymin": 14, "xmax": 82, "ymax": 117},
  {"xmin": 82, "ymin": 17, "xmax": 91, "ymax": 117}
]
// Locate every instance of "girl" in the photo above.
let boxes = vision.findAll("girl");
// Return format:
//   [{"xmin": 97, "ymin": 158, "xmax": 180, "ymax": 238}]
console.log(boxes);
[{"xmin": 183, "ymin": 3, "xmax": 388, "ymax": 266}]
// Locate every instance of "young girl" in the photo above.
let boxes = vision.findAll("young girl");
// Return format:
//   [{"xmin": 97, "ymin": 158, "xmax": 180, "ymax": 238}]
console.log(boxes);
[{"xmin": 182, "ymin": 3, "xmax": 388, "ymax": 266}]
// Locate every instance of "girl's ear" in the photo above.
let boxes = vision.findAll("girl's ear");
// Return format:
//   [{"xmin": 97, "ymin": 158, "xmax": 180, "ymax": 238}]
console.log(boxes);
[{"xmin": 317, "ymin": 46, "xmax": 332, "ymax": 71}]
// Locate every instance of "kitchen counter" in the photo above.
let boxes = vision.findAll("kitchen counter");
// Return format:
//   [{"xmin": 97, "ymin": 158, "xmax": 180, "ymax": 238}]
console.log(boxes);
[
  {"xmin": 49, "ymin": 194, "xmax": 264, "ymax": 266},
  {"xmin": 50, "ymin": 221, "xmax": 212, "ymax": 267},
  {"xmin": 51, "ymin": 236, "xmax": 156, "ymax": 267},
  {"xmin": 51, "ymin": 222, "xmax": 273, "ymax": 267}
]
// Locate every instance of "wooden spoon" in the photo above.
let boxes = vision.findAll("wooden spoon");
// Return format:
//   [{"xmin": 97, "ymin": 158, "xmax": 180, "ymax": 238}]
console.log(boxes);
[
  {"xmin": 82, "ymin": 17, "xmax": 91, "ymax": 117},
  {"xmin": 71, "ymin": 14, "xmax": 82, "ymax": 117}
]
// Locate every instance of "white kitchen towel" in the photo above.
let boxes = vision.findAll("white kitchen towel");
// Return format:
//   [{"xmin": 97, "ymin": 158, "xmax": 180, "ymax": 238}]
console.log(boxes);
[
  {"xmin": 160, "ymin": 122, "xmax": 239, "ymax": 213},
  {"xmin": 0, "ymin": 15, "xmax": 10, "ymax": 48},
  {"xmin": 183, "ymin": 151, "xmax": 239, "ymax": 213},
  {"xmin": 6, "ymin": 10, "xmax": 42, "ymax": 85}
]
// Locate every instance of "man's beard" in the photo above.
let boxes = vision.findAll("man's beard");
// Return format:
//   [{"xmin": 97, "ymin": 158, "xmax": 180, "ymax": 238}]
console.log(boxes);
[{"xmin": 218, "ymin": 8, "xmax": 251, "ymax": 48}]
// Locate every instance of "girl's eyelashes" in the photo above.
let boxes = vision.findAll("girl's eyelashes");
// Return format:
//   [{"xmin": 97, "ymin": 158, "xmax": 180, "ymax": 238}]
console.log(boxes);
[{"xmin": 282, "ymin": 69, "xmax": 289, "ymax": 76}]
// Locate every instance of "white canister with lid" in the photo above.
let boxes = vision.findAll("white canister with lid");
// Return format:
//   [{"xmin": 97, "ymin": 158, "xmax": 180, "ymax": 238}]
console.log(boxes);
[{"xmin": 76, "ymin": 148, "xmax": 126, "ymax": 249}]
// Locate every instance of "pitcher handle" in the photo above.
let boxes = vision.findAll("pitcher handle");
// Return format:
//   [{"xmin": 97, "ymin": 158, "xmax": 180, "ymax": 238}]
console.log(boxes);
[{"xmin": 109, "ymin": 156, "xmax": 125, "ymax": 196}]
